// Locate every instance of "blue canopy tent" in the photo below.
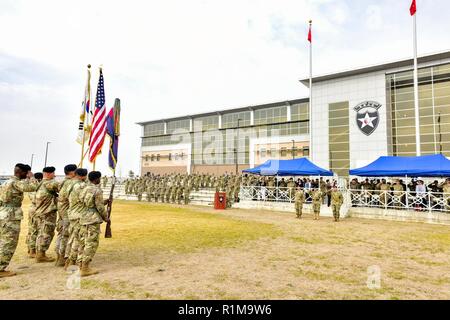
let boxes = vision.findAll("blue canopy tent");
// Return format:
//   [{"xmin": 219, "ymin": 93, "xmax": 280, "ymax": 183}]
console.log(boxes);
[
  {"xmin": 349, "ymin": 154, "xmax": 450, "ymax": 177},
  {"xmin": 243, "ymin": 158, "xmax": 334, "ymax": 176}
]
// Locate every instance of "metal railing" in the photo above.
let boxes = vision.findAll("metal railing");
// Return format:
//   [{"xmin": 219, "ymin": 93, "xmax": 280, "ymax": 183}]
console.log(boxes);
[
  {"xmin": 239, "ymin": 186, "xmax": 450, "ymax": 213},
  {"xmin": 347, "ymin": 189, "xmax": 450, "ymax": 213},
  {"xmin": 239, "ymin": 186, "xmax": 315, "ymax": 204}
]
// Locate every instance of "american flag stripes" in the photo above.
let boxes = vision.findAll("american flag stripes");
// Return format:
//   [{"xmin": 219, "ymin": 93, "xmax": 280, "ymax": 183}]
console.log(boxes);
[{"xmin": 88, "ymin": 68, "xmax": 107, "ymax": 163}]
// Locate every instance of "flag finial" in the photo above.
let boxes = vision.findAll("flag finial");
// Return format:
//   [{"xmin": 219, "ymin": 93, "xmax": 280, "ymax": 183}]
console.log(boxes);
[
  {"xmin": 309, "ymin": 20, "xmax": 312, "ymax": 25},
  {"xmin": 87, "ymin": 64, "xmax": 91, "ymax": 69}
]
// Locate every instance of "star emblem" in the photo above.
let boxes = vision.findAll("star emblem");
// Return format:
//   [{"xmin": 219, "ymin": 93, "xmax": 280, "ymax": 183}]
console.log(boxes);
[{"xmin": 358, "ymin": 112, "xmax": 377, "ymax": 129}]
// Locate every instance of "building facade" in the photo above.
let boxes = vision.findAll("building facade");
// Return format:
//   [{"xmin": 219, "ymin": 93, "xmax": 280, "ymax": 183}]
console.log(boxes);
[{"xmin": 139, "ymin": 51, "xmax": 450, "ymax": 177}]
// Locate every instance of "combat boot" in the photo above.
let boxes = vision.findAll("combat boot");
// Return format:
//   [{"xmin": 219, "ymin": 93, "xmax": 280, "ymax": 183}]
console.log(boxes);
[
  {"xmin": 35, "ymin": 251, "xmax": 56, "ymax": 263},
  {"xmin": 64, "ymin": 258, "xmax": 76, "ymax": 271},
  {"xmin": 80, "ymin": 262, "xmax": 99, "ymax": 277},
  {"xmin": 0, "ymin": 270, "xmax": 17, "ymax": 278},
  {"xmin": 28, "ymin": 249, "xmax": 36, "ymax": 259},
  {"xmin": 54, "ymin": 253, "xmax": 60, "ymax": 266},
  {"xmin": 55, "ymin": 254, "xmax": 66, "ymax": 267}
]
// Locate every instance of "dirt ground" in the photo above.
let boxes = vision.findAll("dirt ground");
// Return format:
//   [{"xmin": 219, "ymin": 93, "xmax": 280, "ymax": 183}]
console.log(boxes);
[{"xmin": 1, "ymin": 200, "xmax": 449, "ymax": 300}]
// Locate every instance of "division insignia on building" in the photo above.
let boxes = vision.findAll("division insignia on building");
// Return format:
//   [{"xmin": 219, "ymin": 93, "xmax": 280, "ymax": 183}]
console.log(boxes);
[{"xmin": 354, "ymin": 101, "xmax": 381, "ymax": 136}]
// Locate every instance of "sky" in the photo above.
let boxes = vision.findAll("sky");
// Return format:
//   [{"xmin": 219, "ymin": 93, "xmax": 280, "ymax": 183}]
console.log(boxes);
[{"xmin": 0, "ymin": 0, "xmax": 449, "ymax": 176}]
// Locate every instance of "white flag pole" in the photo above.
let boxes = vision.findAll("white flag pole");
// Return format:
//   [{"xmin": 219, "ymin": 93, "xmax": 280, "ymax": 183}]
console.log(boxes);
[
  {"xmin": 413, "ymin": 11, "xmax": 421, "ymax": 156},
  {"xmin": 309, "ymin": 20, "xmax": 313, "ymax": 161}
]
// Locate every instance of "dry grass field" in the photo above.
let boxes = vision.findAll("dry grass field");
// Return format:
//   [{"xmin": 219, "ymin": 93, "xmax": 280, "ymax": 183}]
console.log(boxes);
[{"xmin": 0, "ymin": 199, "xmax": 449, "ymax": 300}]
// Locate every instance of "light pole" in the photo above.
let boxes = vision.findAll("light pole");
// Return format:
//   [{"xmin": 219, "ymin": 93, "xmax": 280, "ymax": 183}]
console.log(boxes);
[
  {"xmin": 235, "ymin": 119, "xmax": 242, "ymax": 175},
  {"xmin": 30, "ymin": 154, "xmax": 35, "ymax": 170},
  {"xmin": 44, "ymin": 142, "xmax": 51, "ymax": 167},
  {"xmin": 291, "ymin": 140, "xmax": 296, "ymax": 159}
]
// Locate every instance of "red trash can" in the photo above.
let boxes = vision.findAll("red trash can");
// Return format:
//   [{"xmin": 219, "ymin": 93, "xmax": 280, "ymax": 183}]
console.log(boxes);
[{"xmin": 214, "ymin": 192, "xmax": 227, "ymax": 210}]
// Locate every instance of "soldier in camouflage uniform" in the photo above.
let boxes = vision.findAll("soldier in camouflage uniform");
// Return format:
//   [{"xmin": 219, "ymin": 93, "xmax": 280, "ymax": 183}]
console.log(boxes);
[
  {"xmin": 294, "ymin": 187, "xmax": 305, "ymax": 219},
  {"xmin": 330, "ymin": 186, "xmax": 344, "ymax": 222},
  {"xmin": 78, "ymin": 171, "xmax": 110, "ymax": 277},
  {"xmin": 25, "ymin": 172, "xmax": 43, "ymax": 258},
  {"xmin": 34, "ymin": 167, "xmax": 60, "ymax": 263},
  {"xmin": 54, "ymin": 164, "xmax": 77, "ymax": 267},
  {"xmin": 311, "ymin": 189, "xmax": 323, "ymax": 220},
  {"xmin": 183, "ymin": 183, "xmax": 191, "ymax": 205},
  {"xmin": 0, "ymin": 164, "xmax": 36, "ymax": 278},
  {"xmin": 441, "ymin": 178, "xmax": 450, "ymax": 211},
  {"xmin": 64, "ymin": 168, "xmax": 88, "ymax": 269}
]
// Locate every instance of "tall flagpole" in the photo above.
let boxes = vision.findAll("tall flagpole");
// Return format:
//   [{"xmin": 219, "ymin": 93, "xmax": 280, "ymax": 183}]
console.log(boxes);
[
  {"xmin": 412, "ymin": 2, "xmax": 421, "ymax": 156},
  {"xmin": 308, "ymin": 20, "xmax": 313, "ymax": 161},
  {"xmin": 80, "ymin": 64, "xmax": 91, "ymax": 167}
]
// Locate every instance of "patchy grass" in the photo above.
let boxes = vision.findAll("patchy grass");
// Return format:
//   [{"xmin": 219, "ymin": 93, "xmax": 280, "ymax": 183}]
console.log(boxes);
[
  {"xmin": 1, "ymin": 198, "xmax": 449, "ymax": 300},
  {"xmin": 98, "ymin": 200, "xmax": 282, "ymax": 254}
]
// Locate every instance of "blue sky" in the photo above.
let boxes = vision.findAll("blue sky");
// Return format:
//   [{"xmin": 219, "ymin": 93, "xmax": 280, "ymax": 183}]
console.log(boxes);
[{"xmin": 0, "ymin": 0, "xmax": 449, "ymax": 176}]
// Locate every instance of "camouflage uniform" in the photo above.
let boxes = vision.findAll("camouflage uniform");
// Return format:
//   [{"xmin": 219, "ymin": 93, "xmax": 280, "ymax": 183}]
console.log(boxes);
[
  {"xmin": 78, "ymin": 183, "xmax": 108, "ymax": 265},
  {"xmin": 443, "ymin": 183, "xmax": 450, "ymax": 210},
  {"xmin": 0, "ymin": 177, "xmax": 36, "ymax": 272},
  {"xmin": 183, "ymin": 185, "xmax": 191, "ymax": 205},
  {"xmin": 294, "ymin": 189, "xmax": 305, "ymax": 218},
  {"xmin": 65, "ymin": 180, "xmax": 86, "ymax": 264},
  {"xmin": 25, "ymin": 191, "xmax": 38, "ymax": 254},
  {"xmin": 34, "ymin": 178, "xmax": 59, "ymax": 254},
  {"xmin": 55, "ymin": 178, "xmax": 74, "ymax": 260},
  {"xmin": 331, "ymin": 190, "xmax": 344, "ymax": 221},
  {"xmin": 312, "ymin": 190, "xmax": 323, "ymax": 220}
]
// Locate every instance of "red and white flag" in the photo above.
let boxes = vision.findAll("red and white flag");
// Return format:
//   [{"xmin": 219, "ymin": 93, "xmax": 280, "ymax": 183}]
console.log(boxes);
[
  {"xmin": 88, "ymin": 68, "xmax": 107, "ymax": 163},
  {"xmin": 410, "ymin": 0, "xmax": 417, "ymax": 16},
  {"xmin": 307, "ymin": 22, "xmax": 312, "ymax": 42}
]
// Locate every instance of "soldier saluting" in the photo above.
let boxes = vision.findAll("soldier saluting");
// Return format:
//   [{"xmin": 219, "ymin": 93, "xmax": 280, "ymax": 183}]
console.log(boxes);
[
  {"xmin": 33, "ymin": 166, "xmax": 60, "ymax": 263},
  {"xmin": 0, "ymin": 164, "xmax": 36, "ymax": 278}
]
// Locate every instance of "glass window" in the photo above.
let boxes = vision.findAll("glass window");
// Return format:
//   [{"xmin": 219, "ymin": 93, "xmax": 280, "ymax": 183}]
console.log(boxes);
[
  {"xmin": 329, "ymin": 101, "xmax": 350, "ymax": 176},
  {"xmin": 388, "ymin": 63, "xmax": 450, "ymax": 156}
]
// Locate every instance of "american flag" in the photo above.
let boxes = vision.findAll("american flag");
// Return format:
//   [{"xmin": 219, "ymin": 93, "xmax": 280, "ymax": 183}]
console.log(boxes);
[{"xmin": 88, "ymin": 69, "xmax": 107, "ymax": 162}]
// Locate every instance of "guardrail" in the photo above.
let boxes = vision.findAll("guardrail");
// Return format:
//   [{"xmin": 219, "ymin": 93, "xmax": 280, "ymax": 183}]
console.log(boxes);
[{"xmin": 239, "ymin": 186, "xmax": 450, "ymax": 214}]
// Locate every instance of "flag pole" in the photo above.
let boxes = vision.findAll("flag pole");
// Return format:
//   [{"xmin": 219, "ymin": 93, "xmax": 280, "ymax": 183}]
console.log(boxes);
[
  {"xmin": 412, "ymin": 5, "xmax": 421, "ymax": 156},
  {"xmin": 308, "ymin": 20, "xmax": 313, "ymax": 161},
  {"xmin": 80, "ymin": 64, "xmax": 91, "ymax": 167}
]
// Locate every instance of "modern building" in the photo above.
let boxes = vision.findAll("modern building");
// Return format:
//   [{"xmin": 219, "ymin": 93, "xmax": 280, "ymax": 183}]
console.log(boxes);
[{"xmin": 138, "ymin": 50, "xmax": 450, "ymax": 177}]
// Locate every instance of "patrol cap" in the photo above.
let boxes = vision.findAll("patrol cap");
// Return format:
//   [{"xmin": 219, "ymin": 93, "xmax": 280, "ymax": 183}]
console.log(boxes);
[
  {"xmin": 88, "ymin": 171, "xmax": 102, "ymax": 182},
  {"xmin": 64, "ymin": 164, "xmax": 78, "ymax": 174},
  {"xmin": 75, "ymin": 168, "xmax": 88, "ymax": 177},
  {"xmin": 34, "ymin": 172, "xmax": 43, "ymax": 180}
]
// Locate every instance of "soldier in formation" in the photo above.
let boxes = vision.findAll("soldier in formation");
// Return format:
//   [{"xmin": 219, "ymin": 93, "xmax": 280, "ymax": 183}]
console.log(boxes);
[
  {"xmin": 0, "ymin": 163, "xmax": 111, "ymax": 278},
  {"xmin": 294, "ymin": 187, "xmax": 305, "ymax": 219},
  {"xmin": 117, "ymin": 173, "xmax": 242, "ymax": 208},
  {"xmin": 0, "ymin": 164, "xmax": 36, "ymax": 278}
]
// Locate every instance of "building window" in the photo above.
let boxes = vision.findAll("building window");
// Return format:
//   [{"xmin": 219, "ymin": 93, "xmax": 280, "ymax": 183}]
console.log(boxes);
[
  {"xmin": 193, "ymin": 115, "xmax": 219, "ymax": 131},
  {"xmin": 387, "ymin": 63, "xmax": 450, "ymax": 157},
  {"xmin": 254, "ymin": 106, "xmax": 287, "ymax": 126},
  {"xmin": 291, "ymin": 102, "xmax": 309, "ymax": 121},
  {"xmin": 156, "ymin": 154, "xmax": 160, "ymax": 161},
  {"xmin": 145, "ymin": 155, "xmax": 149, "ymax": 162},
  {"xmin": 329, "ymin": 102, "xmax": 350, "ymax": 177},
  {"xmin": 303, "ymin": 147, "xmax": 309, "ymax": 157},
  {"xmin": 144, "ymin": 122, "xmax": 165, "ymax": 137},
  {"xmin": 222, "ymin": 111, "xmax": 251, "ymax": 129},
  {"xmin": 168, "ymin": 153, "xmax": 172, "ymax": 161},
  {"xmin": 280, "ymin": 147, "xmax": 287, "ymax": 157},
  {"xmin": 261, "ymin": 148, "xmax": 266, "ymax": 158},
  {"xmin": 167, "ymin": 119, "xmax": 191, "ymax": 134}
]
